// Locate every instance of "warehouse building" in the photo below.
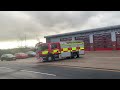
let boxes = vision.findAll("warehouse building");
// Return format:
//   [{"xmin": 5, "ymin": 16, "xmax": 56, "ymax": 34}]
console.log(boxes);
[{"xmin": 44, "ymin": 25, "xmax": 120, "ymax": 51}]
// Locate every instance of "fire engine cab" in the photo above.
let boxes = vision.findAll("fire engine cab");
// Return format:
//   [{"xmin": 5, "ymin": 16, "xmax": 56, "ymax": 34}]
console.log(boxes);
[{"xmin": 35, "ymin": 41, "xmax": 85, "ymax": 62}]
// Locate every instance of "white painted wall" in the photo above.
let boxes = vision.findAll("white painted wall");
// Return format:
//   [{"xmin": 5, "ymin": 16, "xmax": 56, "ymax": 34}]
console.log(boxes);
[
  {"xmin": 89, "ymin": 34, "xmax": 93, "ymax": 43},
  {"xmin": 111, "ymin": 31, "xmax": 116, "ymax": 41}
]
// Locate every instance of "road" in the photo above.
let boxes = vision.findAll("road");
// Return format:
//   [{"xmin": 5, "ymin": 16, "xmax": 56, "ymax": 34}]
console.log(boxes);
[{"xmin": 0, "ymin": 59, "xmax": 120, "ymax": 79}]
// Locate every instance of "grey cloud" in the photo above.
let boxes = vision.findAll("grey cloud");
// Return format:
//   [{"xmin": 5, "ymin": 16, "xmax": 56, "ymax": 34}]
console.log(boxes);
[
  {"xmin": 22, "ymin": 11, "xmax": 100, "ymax": 36},
  {"xmin": 0, "ymin": 11, "xmax": 120, "ymax": 42},
  {"xmin": 24, "ymin": 11, "xmax": 98, "ymax": 28}
]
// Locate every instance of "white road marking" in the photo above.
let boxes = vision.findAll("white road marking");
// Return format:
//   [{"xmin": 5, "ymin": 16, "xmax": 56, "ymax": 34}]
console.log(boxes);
[
  {"xmin": 0, "ymin": 67, "xmax": 56, "ymax": 77},
  {"xmin": 20, "ymin": 70, "xmax": 56, "ymax": 76},
  {"xmin": 0, "ymin": 67, "xmax": 13, "ymax": 70}
]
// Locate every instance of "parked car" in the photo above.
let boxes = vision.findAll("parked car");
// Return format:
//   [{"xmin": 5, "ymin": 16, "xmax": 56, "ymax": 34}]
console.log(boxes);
[
  {"xmin": 26, "ymin": 51, "xmax": 36, "ymax": 57},
  {"xmin": 1, "ymin": 54, "xmax": 16, "ymax": 61},
  {"xmin": 15, "ymin": 53, "xmax": 28, "ymax": 59}
]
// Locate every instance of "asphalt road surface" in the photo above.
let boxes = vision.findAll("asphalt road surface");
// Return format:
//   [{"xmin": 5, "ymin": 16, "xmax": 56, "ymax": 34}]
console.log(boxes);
[{"xmin": 0, "ymin": 60, "xmax": 120, "ymax": 79}]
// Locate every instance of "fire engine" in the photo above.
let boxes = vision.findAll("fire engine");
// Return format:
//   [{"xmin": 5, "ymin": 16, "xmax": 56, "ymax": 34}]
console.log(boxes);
[{"xmin": 35, "ymin": 41, "xmax": 85, "ymax": 62}]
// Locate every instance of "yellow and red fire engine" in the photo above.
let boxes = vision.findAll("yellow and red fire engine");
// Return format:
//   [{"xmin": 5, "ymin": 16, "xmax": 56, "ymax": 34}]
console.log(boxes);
[{"xmin": 35, "ymin": 41, "xmax": 85, "ymax": 62}]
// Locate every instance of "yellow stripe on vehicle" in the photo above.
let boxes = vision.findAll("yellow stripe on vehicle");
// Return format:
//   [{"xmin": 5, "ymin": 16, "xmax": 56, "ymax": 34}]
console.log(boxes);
[
  {"xmin": 68, "ymin": 50, "xmax": 71, "ymax": 52},
  {"xmin": 63, "ymin": 48, "xmax": 68, "ymax": 51},
  {"xmin": 53, "ymin": 49, "xmax": 60, "ymax": 54},
  {"xmin": 72, "ymin": 47, "xmax": 76, "ymax": 50},
  {"xmin": 42, "ymin": 51, "xmax": 48, "ymax": 54},
  {"xmin": 53, "ymin": 50, "xmax": 58, "ymax": 53},
  {"xmin": 80, "ymin": 47, "xmax": 84, "ymax": 50}
]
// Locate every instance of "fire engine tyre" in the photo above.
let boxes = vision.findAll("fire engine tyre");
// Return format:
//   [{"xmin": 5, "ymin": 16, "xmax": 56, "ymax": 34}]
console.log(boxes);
[
  {"xmin": 71, "ymin": 52, "xmax": 79, "ymax": 59},
  {"xmin": 73, "ymin": 53, "xmax": 77, "ymax": 59},
  {"xmin": 46, "ymin": 55, "xmax": 55, "ymax": 62}
]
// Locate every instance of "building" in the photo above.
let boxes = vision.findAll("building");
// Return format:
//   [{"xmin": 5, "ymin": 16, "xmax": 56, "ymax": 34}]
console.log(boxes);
[{"xmin": 44, "ymin": 25, "xmax": 120, "ymax": 51}]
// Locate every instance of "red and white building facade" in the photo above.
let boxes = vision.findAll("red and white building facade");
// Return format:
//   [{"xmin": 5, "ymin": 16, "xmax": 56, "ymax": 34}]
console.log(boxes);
[{"xmin": 44, "ymin": 25, "xmax": 120, "ymax": 51}]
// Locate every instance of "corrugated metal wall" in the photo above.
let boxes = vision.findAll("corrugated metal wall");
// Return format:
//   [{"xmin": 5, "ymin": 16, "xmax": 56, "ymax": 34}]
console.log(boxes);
[
  {"xmin": 93, "ymin": 33, "xmax": 112, "ymax": 51},
  {"xmin": 116, "ymin": 32, "xmax": 120, "ymax": 50}
]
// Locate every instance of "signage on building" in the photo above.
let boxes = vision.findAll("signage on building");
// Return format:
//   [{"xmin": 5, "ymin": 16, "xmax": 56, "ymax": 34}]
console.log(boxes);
[
  {"xmin": 75, "ymin": 36, "xmax": 85, "ymax": 40},
  {"xmin": 60, "ymin": 37, "xmax": 72, "ymax": 41}
]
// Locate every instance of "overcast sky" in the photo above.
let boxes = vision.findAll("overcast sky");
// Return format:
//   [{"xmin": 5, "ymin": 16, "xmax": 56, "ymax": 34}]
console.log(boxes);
[{"xmin": 0, "ymin": 11, "xmax": 120, "ymax": 49}]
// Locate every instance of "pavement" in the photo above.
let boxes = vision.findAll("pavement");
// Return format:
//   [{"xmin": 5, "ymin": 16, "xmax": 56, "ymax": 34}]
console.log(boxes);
[
  {"xmin": 42, "ymin": 51, "xmax": 120, "ymax": 71},
  {"xmin": 0, "ymin": 51, "xmax": 120, "ymax": 79}
]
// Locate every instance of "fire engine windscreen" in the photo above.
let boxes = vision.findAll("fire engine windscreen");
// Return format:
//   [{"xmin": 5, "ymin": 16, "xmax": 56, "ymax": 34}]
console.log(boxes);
[{"xmin": 37, "ymin": 44, "xmax": 48, "ymax": 51}]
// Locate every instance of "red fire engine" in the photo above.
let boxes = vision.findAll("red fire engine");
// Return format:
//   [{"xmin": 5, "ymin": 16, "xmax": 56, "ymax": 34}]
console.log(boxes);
[{"xmin": 35, "ymin": 41, "xmax": 85, "ymax": 62}]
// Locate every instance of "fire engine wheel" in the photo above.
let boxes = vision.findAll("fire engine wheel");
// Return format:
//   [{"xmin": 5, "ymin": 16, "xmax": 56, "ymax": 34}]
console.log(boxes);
[
  {"xmin": 72, "ymin": 52, "xmax": 79, "ymax": 59},
  {"xmin": 47, "ymin": 55, "xmax": 54, "ymax": 62},
  {"xmin": 73, "ymin": 53, "xmax": 77, "ymax": 58}
]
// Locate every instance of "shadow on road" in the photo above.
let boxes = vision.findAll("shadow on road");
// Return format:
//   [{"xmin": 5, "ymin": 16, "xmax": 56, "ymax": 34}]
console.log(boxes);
[{"xmin": 36, "ymin": 56, "xmax": 84, "ymax": 63}]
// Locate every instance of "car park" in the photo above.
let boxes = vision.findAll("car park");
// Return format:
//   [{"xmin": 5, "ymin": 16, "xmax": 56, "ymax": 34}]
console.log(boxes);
[
  {"xmin": 26, "ymin": 51, "xmax": 36, "ymax": 57},
  {"xmin": 1, "ymin": 54, "xmax": 16, "ymax": 61},
  {"xmin": 15, "ymin": 53, "xmax": 28, "ymax": 59}
]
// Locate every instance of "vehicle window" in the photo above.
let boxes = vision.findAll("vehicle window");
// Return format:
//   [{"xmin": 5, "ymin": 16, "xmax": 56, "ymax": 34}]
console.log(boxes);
[
  {"xmin": 6, "ymin": 54, "xmax": 13, "ymax": 57},
  {"xmin": 38, "ymin": 44, "xmax": 48, "ymax": 51},
  {"xmin": 51, "ymin": 44, "xmax": 57, "ymax": 49}
]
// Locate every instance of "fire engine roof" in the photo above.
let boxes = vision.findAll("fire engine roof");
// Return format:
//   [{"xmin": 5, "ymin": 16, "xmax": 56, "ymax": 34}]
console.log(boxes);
[{"xmin": 44, "ymin": 25, "xmax": 120, "ymax": 38}]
